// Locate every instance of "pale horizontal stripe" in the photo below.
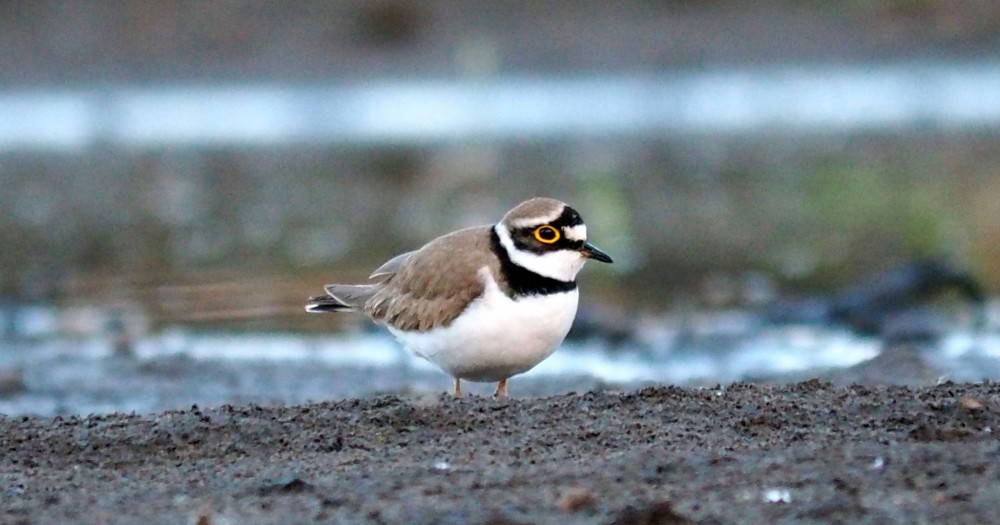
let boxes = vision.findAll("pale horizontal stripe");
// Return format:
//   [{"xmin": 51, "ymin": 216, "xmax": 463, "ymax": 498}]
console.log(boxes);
[{"xmin": 2, "ymin": 61, "xmax": 999, "ymax": 151}]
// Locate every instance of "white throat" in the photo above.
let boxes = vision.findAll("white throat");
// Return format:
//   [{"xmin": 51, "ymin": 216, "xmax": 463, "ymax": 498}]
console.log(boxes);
[{"xmin": 494, "ymin": 224, "xmax": 587, "ymax": 282}]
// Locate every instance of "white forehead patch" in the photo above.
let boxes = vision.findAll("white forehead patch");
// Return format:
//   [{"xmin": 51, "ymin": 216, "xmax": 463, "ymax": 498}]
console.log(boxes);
[{"xmin": 562, "ymin": 224, "xmax": 587, "ymax": 242}]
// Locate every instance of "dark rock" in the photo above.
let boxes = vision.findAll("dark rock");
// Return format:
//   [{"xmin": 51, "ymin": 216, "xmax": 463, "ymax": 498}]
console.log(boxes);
[
  {"xmin": 608, "ymin": 501, "xmax": 695, "ymax": 525},
  {"xmin": 0, "ymin": 366, "xmax": 26, "ymax": 397},
  {"xmin": 767, "ymin": 257, "xmax": 986, "ymax": 336}
]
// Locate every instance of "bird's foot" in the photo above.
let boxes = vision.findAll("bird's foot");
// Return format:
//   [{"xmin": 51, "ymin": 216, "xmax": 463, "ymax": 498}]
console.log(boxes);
[
  {"xmin": 493, "ymin": 378, "xmax": 508, "ymax": 399},
  {"xmin": 453, "ymin": 377, "xmax": 462, "ymax": 397}
]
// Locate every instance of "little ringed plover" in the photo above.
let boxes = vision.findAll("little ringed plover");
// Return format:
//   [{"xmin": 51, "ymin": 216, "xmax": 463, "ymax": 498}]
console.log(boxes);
[{"xmin": 305, "ymin": 197, "xmax": 612, "ymax": 398}]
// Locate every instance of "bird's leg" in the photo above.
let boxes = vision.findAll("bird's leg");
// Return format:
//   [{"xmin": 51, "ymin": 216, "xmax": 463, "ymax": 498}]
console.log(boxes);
[
  {"xmin": 453, "ymin": 377, "xmax": 462, "ymax": 397},
  {"xmin": 493, "ymin": 378, "xmax": 508, "ymax": 399}
]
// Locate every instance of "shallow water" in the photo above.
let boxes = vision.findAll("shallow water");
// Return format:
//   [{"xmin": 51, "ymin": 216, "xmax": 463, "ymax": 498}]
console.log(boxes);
[{"xmin": 1, "ymin": 301, "xmax": 998, "ymax": 416}]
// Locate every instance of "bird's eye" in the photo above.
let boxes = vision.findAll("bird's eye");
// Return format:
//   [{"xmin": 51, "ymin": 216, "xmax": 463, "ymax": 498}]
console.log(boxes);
[{"xmin": 533, "ymin": 225, "xmax": 560, "ymax": 244}]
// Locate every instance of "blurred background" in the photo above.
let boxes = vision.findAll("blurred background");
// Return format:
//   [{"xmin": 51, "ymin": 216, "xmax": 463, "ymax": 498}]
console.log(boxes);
[{"xmin": 1, "ymin": 1, "xmax": 999, "ymax": 414}]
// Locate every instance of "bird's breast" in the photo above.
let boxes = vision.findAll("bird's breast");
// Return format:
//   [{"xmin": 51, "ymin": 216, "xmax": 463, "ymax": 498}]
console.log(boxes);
[{"xmin": 388, "ymin": 271, "xmax": 579, "ymax": 382}]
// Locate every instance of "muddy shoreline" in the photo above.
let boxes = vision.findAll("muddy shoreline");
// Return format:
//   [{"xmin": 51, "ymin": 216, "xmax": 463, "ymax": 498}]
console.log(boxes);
[{"xmin": 2, "ymin": 380, "xmax": 999, "ymax": 524}]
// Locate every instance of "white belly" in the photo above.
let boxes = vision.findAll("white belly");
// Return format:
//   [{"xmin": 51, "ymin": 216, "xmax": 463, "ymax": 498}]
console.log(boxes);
[{"xmin": 387, "ymin": 274, "xmax": 579, "ymax": 382}]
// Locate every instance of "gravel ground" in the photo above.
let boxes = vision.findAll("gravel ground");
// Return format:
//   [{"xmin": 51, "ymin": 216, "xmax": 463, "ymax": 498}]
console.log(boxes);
[{"xmin": 2, "ymin": 380, "xmax": 999, "ymax": 524}]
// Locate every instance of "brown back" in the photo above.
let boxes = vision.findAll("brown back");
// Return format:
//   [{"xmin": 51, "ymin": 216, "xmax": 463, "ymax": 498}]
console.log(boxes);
[{"xmin": 364, "ymin": 226, "xmax": 502, "ymax": 331}]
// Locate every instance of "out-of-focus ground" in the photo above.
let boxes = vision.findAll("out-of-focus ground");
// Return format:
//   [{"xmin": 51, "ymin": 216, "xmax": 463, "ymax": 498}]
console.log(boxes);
[
  {"xmin": 2, "ymin": 1, "xmax": 1000, "ymax": 331},
  {"xmin": 5, "ymin": 1, "xmax": 1000, "ymax": 84},
  {"xmin": 5, "ymin": 136, "xmax": 1000, "ymax": 333},
  {"xmin": 1, "ymin": 0, "xmax": 999, "ymax": 415}
]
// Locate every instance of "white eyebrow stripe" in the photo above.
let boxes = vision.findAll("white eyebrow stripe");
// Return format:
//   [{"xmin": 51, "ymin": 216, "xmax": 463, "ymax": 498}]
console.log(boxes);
[
  {"xmin": 511, "ymin": 214, "xmax": 562, "ymax": 228},
  {"xmin": 563, "ymin": 224, "xmax": 587, "ymax": 241}
]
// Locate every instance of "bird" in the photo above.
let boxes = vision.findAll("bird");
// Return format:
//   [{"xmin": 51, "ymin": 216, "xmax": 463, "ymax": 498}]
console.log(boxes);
[{"xmin": 305, "ymin": 197, "xmax": 613, "ymax": 398}]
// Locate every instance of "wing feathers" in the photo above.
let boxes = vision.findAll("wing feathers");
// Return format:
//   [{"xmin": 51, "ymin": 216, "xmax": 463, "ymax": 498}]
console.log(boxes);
[
  {"xmin": 323, "ymin": 284, "xmax": 379, "ymax": 309},
  {"xmin": 306, "ymin": 226, "xmax": 501, "ymax": 330},
  {"xmin": 369, "ymin": 251, "xmax": 416, "ymax": 279}
]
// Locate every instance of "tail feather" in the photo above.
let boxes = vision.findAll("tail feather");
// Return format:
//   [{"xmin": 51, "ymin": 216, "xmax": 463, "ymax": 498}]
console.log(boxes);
[
  {"xmin": 304, "ymin": 294, "xmax": 352, "ymax": 313},
  {"xmin": 305, "ymin": 284, "xmax": 379, "ymax": 314}
]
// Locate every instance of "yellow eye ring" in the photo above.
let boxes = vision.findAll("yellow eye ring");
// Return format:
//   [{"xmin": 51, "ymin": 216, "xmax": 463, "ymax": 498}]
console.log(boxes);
[{"xmin": 533, "ymin": 225, "xmax": 560, "ymax": 244}]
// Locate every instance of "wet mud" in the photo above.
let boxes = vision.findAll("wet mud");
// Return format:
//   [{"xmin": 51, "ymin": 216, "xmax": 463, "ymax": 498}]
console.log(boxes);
[{"xmin": 3, "ymin": 380, "xmax": 1000, "ymax": 524}]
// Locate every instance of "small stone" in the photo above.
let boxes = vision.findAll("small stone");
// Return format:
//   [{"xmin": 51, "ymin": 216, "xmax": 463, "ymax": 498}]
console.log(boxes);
[
  {"xmin": 556, "ymin": 486, "xmax": 595, "ymax": 512},
  {"xmin": 609, "ymin": 501, "xmax": 695, "ymax": 525},
  {"xmin": 0, "ymin": 367, "xmax": 26, "ymax": 396},
  {"xmin": 258, "ymin": 475, "xmax": 312, "ymax": 495},
  {"xmin": 960, "ymin": 397, "xmax": 985, "ymax": 411},
  {"xmin": 763, "ymin": 488, "xmax": 791, "ymax": 503}
]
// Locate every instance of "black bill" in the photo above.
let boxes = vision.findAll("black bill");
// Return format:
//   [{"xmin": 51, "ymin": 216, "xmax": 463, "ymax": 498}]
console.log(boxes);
[{"xmin": 580, "ymin": 242, "xmax": 613, "ymax": 263}]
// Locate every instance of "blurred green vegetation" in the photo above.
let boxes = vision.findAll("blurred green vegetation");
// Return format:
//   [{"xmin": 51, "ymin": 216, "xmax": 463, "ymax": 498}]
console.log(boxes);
[{"xmin": 2, "ymin": 133, "xmax": 998, "ymax": 318}]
